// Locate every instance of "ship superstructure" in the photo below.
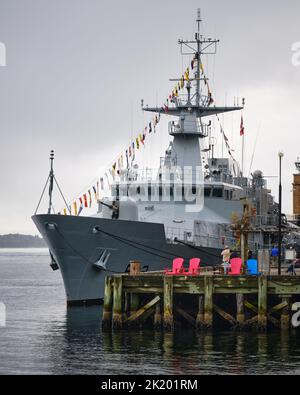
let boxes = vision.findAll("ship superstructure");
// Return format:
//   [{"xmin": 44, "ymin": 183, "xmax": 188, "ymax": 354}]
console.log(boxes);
[
  {"xmin": 97, "ymin": 10, "xmax": 245, "ymax": 247},
  {"xmin": 32, "ymin": 11, "xmax": 287, "ymax": 305}
]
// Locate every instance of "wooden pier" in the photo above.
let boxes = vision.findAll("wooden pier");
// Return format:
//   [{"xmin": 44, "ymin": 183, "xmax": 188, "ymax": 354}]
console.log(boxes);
[{"xmin": 102, "ymin": 271, "xmax": 300, "ymax": 332}]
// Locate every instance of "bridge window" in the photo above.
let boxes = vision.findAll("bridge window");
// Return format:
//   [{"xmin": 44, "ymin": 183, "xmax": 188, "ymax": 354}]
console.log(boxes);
[
  {"xmin": 204, "ymin": 188, "xmax": 212, "ymax": 197},
  {"xmin": 212, "ymin": 188, "xmax": 223, "ymax": 198}
]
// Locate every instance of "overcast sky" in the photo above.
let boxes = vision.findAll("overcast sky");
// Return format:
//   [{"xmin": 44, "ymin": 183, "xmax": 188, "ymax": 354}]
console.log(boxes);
[{"xmin": 0, "ymin": 0, "xmax": 299, "ymax": 235}]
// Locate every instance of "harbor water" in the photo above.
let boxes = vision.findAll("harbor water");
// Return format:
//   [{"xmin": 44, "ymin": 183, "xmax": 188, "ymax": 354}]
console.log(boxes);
[{"xmin": 1, "ymin": 249, "xmax": 300, "ymax": 375}]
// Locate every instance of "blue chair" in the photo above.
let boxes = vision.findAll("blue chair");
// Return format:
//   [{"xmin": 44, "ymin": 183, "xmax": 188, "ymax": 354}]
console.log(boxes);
[{"xmin": 246, "ymin": 259, "xmax": 261, "ymax": 276}]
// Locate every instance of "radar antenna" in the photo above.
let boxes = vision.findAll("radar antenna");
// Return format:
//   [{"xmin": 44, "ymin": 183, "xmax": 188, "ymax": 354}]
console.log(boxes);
[{"xmin": 142, "ymin": 11, "xmax": 243, "ymax": 119}]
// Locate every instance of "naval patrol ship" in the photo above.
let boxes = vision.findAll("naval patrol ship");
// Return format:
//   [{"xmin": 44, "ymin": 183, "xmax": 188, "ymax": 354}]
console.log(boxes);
[{"xmin": 32, "ymin": 12, "xmax": 281, "ymax": 305}]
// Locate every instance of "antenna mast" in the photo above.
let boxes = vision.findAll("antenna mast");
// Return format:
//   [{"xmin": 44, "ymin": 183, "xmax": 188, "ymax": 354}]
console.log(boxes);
[
  {"xmin": 177, "ymin": 10, "xmax": 219, "ymax": 108},
  {"xmin": 196, "ymin": 8, "xmax": 202, "ymax": 107},
  {"xmin": 48, "ymin": 150, "xmax": 54, "ymax": 214},
  {"xmin": 143, "ymin": 10, "xmax": 243, "ymax": 118},
  {"xmin": 35, "ymin": 150, "xmax": 71, "ymax": 216}
]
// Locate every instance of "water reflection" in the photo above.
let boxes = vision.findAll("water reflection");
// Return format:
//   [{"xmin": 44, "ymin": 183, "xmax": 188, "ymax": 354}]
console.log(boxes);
[{"xmin": 42, "ymin": 306, "xmax": 300, "ymax": 375}]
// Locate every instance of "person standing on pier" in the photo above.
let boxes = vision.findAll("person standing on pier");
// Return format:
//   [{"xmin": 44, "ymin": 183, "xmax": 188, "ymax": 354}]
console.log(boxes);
[
  {"xmin": 271, "ymin": 245, "xmax": 279, "ymax": 267},
  {"xmin": 287, "ymin": 259, "xmax": 297, "ymax": 275},
  {"xmin": 221, "ymin": 246, "xmax": 231, "ymax": 275}
]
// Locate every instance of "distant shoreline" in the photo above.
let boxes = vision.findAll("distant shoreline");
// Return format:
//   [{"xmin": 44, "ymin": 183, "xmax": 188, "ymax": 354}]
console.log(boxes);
[
  {"xmin": 0, "ymin": 246, "xmax": 47, "ymax": 249},
  {"xmin": 0, "ymin": 234, "xmax": 46, "ymax": 248}
]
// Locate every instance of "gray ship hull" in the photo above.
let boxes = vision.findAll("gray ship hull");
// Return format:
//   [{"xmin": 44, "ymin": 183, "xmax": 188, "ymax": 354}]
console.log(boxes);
[{"xmin": 32, "ymin": 214, "xmax": 221, "ymax": 305}]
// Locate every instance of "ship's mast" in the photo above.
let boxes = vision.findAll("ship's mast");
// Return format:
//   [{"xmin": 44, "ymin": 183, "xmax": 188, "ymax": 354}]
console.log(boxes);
[
  {"xmin": 48, "ymin": 150, "xmax": 54, "ymax": 214},
  {"xmin": 178, "ymin": 8, "xmax": 219, "ymax": 109},
  {"xmin": 143, "ymin": 10, "xmax": 243, "ymax": 118},
  {"xmin": 196, "ymin": 8, "xmax": 201, "ymax": 107},
  {"xmin": 34, "ymin": 150, "xmax": 72, "ymax": 216}
]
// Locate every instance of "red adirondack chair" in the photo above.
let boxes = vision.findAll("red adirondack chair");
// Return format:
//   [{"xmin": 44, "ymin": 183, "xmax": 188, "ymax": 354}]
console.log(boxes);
[
  {"xmin": 165, "ymin": 258, "xmax": 184, "ymax": 275},
  {"xmin": 184, "ymin": 258, "xmax": 201, "ymax": 276},
  {"xmin": 228, "ymin": 258, "xmax": 243, "ymax": 275}
]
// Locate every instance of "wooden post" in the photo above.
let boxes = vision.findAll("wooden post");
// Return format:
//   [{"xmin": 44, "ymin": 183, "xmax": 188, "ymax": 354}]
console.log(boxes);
[
  {"xmin": 128, "ymin": 293, "xmax": 140, "ymax": 328},
  {"xmin": 241, "ymin": 232, "xmax": 246, "ymax": 270},
  {"xmin": 130, "ymin": 260, "xmax": 141, "ymax": 276},
  {"xmin": 154, "ymin": 298, "xmax": 162, "ymax": 330},
  {"xmin": 281, "ymin": 297, "xmax": 291, "ymax": 331},
  {"xmin": 163, "ymin": 332, "xmax": 174, "ymax": 356},
  {"xmin": 204, "ymin": 276, "xmax": 213, "ymax": 328},
  {"xmin": 258, "ymin": 250, "xmax": 270, "ymax": 275},
  {"xmin": 130, "ymin": 293, "xmax": 140, "ymax": 315},
  {"xmin": 112, "ymin": 276, "xmax": 123, "ymax": 329},
  {"xmin": 258, "ymin": 276, "xmax": 268, "ymax": 330},
  {"xmin": 240, "ymin": 201, "xmax": 249, "ymax": 273},
  {"xmin": 123, "ymin": 292, "xmax": 130, "ymax": 322},
  {"xmin": 265, "ymin": 250, "xmax": 270, "ymax": 275},
  {"xmin": 102, "ymin": 276, "xmax": 113, "ymax": 329},
  {"xmin": 236, "ymin": 294, "xmax": 245, "ymax": 326},
  {"xmin": 163, "ymin": 276, "xmax": 174, "ymax": 331},
  {"xmin": 196, "ymin": 295, "xmax": 204, "ymax": 329}
]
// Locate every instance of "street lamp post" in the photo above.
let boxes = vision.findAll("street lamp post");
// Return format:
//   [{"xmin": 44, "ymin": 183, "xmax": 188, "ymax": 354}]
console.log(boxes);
[{"xmin": 278, "ymin": 152, "xmax": 284, "ymax": 275}]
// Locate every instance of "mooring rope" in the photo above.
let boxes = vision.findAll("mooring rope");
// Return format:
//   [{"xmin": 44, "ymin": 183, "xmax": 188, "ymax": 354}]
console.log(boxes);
[
  {"xmin": 54, "ymin": 226, "xmax": 123, "ymax": 274},
  {"xmin": 52, "ymin": 223, "xmax": 219, "ymax": 272}
]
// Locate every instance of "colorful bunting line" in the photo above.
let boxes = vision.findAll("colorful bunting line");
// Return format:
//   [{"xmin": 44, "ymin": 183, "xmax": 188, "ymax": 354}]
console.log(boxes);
[
  {"xmin": 215, "ymin": 113, "xmax": 238, "ymax": 168},
  {"xmin": 62, "ymin": 58, "xmax": 216, "ymax": 216}
]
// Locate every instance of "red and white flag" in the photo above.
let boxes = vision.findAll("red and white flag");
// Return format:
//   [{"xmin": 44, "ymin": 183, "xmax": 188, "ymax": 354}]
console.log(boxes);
[
  {"xmin": 83, "ymin": 194, "xmax": 88, "ymax": 208},
  {"xmin": 240, "ymin": 116, "xmax": 245, "ymax": 136}
]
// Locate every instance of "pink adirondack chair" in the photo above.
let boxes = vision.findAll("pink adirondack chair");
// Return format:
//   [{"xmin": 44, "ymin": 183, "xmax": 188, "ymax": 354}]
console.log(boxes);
[
  {"xmin": 165, "ymin": 258, "xmax": 184, "ymax": 275},
  {"xmin": 184, "ymin": 258, "xmax": 201, "ymax": 276},
  {"xmin": 229, "ymin": 258, "xmax": 243, "ymax": 275}
]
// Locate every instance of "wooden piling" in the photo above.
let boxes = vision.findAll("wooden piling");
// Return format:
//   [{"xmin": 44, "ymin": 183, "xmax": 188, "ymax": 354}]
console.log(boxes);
[
  {"xmin": 281, "ymin": 297, "xmax": 291, "ymax": 331},
  {"xmin": 130, "ymin": 293, "xmax": 140, "ymax": 315},
  {"xmin": 128, "ymin": 293, "xmax": 140, "ymax": 328},
  {"xmin": 258, "ymin": 276, "xmax": 268, "ymax": 330},
  {"xmin": 163, "ymin": 276, "xmax": 174, "ymax": 331},
  {"xmin": 123, "ymin": 292, "xmax": 130, "ymax": 322},
  {"xmin": 196, "ymin": 295, "xmax": 204, "ymax": 329},
  {"xmin": 258, "ymin": 250, "xmax": 270, "ymax": 275},
  {"xmin": 102, "ymin": 276, "xmax": 113, "ymax": 329},
  {"xmin": 204, "ymin": 276, "xmax": 213, "ymax": 328},
  {"xmin": 236, "ymin": 294, "xmax": 245, "ymax": 327},
  {"xmin": 154, "ymin": 299, "xmax": 162, "ymax": 330},
  {"xmin": 112, "ymin": 276, "xmax": 123, "ymax": 330}
]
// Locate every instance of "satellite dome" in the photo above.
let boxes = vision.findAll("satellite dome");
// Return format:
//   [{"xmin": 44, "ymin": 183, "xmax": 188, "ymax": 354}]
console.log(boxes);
[{"xmin": 253, "ymin": 170, "xmax": 263, "ymax": 179}]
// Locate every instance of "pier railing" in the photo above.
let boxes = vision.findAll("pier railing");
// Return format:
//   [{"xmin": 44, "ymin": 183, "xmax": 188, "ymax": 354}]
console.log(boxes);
[{"xmin": 252, "ymin": 215, "xmax": 278, "ymax": 228}]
